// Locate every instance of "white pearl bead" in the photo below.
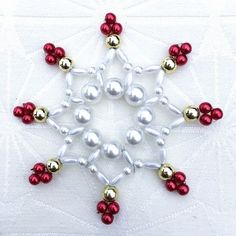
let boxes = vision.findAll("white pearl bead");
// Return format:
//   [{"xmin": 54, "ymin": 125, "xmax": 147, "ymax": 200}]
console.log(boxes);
[
  {"xmin": 78, "ymin": 158, "xmax": 87, "ymax": 166},
  {"xmin": 104, "ymin": 78, "xmax": 125, "ymax": 99},
  {"xmin": 125, "ymin": 84, "xmax": 146, "ymax": 106},
  {"xmin": 60, "ymin": 126, "xmax": 69, "ymax": 135},
  {"xmin": 161, "ymin": 127, "xmax": 170, "ymax": 136},
  {"xmin": 102, "ymin": 143, "xmax": 121, "ymax": 159},
  {"xmin": 82, "ymin": 83, "xmax": 102, "ymax": 103},
  {"xmin": 124, "ymin": 167, "xmax": 132, "ymax": 175},
  {"xmin": 89, "ymin": 165, "xmax": 97, "ymax": 173},
  {"xmin": 83, "ymin": 129, "xmax": 101, "ymax": 148},
  {"xmin": 74, "ymin": 106, "xmax": 91, "ymax": 124},
  {"xmin": 134, "ymin": 160, "xmax": 143, "ymax": 168},
  {"xmin": 123, "ymin": 62, "xmax": 132, "ymax": 71},
  {"xmin": 126, "ymin": 128, "xmax": 143, "ymax": 145},
  {"xmin": 137, "ymin": 107, "xmax": 153, "ymax": 125},
  {"xmin": 155, "ymin": 87, "xmax": 163, "ymax": 96},
  {"xmin": 65, "ymin": 136, "xmax": 73, "ymax": 144},
  {"xmin": 134, "ymin": 66, "xmax": 143, "ymax": 74},
  {"xmin": 156, "ymin": 137, "xmax": 165, "ymax": 146},
  {"xmin": 160, "ymin": 96, "xmax": 169, "ymax": 105}
]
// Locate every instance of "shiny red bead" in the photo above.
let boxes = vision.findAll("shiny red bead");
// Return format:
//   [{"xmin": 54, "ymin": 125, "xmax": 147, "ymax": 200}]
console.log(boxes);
[
  {"xmin": 45, "ymin": 54, "xmax": 57, "ymax": 65},
  {"xmin": 100, "ymin": 23, "xmax": 111, "ymax": 35},
  {"xmin": 211, "ymin": 108, "xmax": 223, "ymax": 120},
  {"xmin": 32, "ymin": 163, "xmax": 46, "ymax": 174},
  {"xmin": 107, "ymin": 202, "xmax": 120, "ymax": 215},
  {"xmin": 176, "ymin": 54, "xmax": 188, "ymax": 65},
  {"xmin": 105, "ymin": 13, "xmax": 116, "ymax": 24},
  {"xmin": 43, "ymin": 43, "xmax": 55, "ymax": 54},
  {"xmin": 41, "ymin": 172, "xmax": 53, "ymax": 183},
  {"xmin": 173, "ymin": 171, "xmax": 186, "ymax": 184},
  {"xmin": 169, "ymin": 44, "xmax": 180, "ymax": 57},
  {"xmin": 199, "ymin": 102, "xmax": 212, "ymax": 114},
  {"xmin": 180, "ymin": 43, "xmax": 192, "ymax": 54},
  {"xmin": 22, "ymin": 114, "xmax": 34, "ymax": 124},
  {"xmin": 101, "ymin": 213, "xmax": 114, "ymax": 225},
  {"xmin": 97, "ymin": 201, "xmax": 108, "ymax": 213},
  {"xmin": 177, "ymin": 184, "xmax": 189, "ymax": 195},
  {"xmin": 29, "ymin": 174, "xmax": 41, "ymax": 185},
  {"xmin": 13, "ymin": 106, "xmax": 24, "ymax": 118},
  {"xmin": 23, "ymin": 102, "xmax": 36, "ymax": 114},
  {"xmin": 199, "ymin": 114, "xmax": 212, "ymax": 126},
  {"xmin": 54, "ymin": 47, "xmax": 65, "ymax": 59},
  {"xmin": 165, "ymin": 180, "xmax": 177, "ymax": 191},
  {"xmin": 112, "ymin": 23, "xmax": 123, "ymax": 35}
]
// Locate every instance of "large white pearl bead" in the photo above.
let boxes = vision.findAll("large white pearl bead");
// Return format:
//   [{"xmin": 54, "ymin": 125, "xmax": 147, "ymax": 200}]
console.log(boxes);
[
  {"xmin": 102, "ymin": 142, "xmax": 121, "ymax": 159},
  {"xmin": 125, "ymin": 84, "xmax": 145, "ymax": 106},
  {"xmin": 126, "ymin": 128, "xmax": 143, "ymax": 145},
  {"xmin": 82, "ymin": 83, "xmax": 102, "ymax": 103},
  {"xmin": 137, "ymin": 107, "xmax": 153, "ymax": 125},
  {"xmin": 83, "ymin": 129, "xmax": 101, "ymax": 148},
  {"xmin": 104, "ymin": 78, "xmax": 125, "ymax": 99},
  {"xmin": 74, "ymin": 106, "xmax": 91, "ymax": 124}
]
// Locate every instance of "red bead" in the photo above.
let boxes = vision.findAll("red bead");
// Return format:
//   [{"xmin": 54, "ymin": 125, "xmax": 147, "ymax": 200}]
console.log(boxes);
[
  {"xmin": 13, "ymin": 106, "xmax": 24, "ymax": 118},
  {"xmin": 165, "ymin": 180, "xmax": 177, "ymax": 191},
  {"xmin": 176, "ymin": 54, "xmax": 188, "ymax": 65},
  {"xmin": 97, "ymin": 201, "xmax": 108, "ymax": 213},
  {"xmin": 199, "ymin": 114, "xmax": 212, "ymax": 126},
  {"xmin": 105, "ymin": 13, "xmax": 116, "ymax": 24},
  {"xmin": 43, "ymin": 43, "xmax": 55, "ymax": 54},
  {"xmin": 107, "ymin": 202, "xmax": 120, "ymax": 215},
  {"xmin": 45, "ymin": 54, "xmax": 57, "ymax": 65},
  {"xmin": 41, "ymin": 172, "xmax": 53, "ymax": 183},
  {"xmin": 22, "ymin": 114, "xmax": 34, "ymax": 124},
  {"xmin": 23, "ymin": 102, "xmax": 36, "ymax": 114},
  {"xmin": 29, "ymin": 174, "xmax": 41, "ymax": 185},
  {"xmin": 100, "ymin": 23, "xmax": 112, "ymax": 35},
  {"xmin": 173, "ymin": 171, "xmax": 186, "ymax": 184},
  {"xmin": 169, "ymin": 44, "xmax": 180, "ymax": 57},
  {"xmin": 101, "ymin": 213, "xmax": 114, "ymax": 225},
  {"xmin": 54, "ymin": 47, "xmax": 65, "ymax": 59},
  {"xmin": 32, "ymin": 163, "xmax": 46, "ymax": 174},
  {"xmin": 112, "ymin": 23, "xmax": 123, "ymax": 35},
  {"xmin": 199, "ymin": 102, "xmax": 212, "ymax": 114},
  {"xmin": 177, "ymin": 184, "xmax": 189, "ymax": 195},
  {"xmin": 211, "ymin": 108, "xmax": 223, "ymax": 120},
  {"xmin": 180, "ymin": 43, "xmax": 192, "ymax": 54}
]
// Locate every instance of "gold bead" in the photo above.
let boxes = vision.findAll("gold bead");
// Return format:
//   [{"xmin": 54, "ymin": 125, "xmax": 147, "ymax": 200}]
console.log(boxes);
[
  {"xmin": 33, "ymin": 107, "xmax": 48, "ymax": 123},
  {"xmin": 103, "ymin": 185, "xmax": 118, "ymax": 202},
  {"xmin": 105, "ymin": 34, "xmax": 121, "ymax": 49},
  {"xmin": 59, "ymin": 57, "xmax": 73, "ymax": 72},
  {"xmin": 158, "ymin": 163, "xmax": 175, "ymax": 180},
  {"xmin": 183, "ymin": 106, "xmax": 200, "ymax": 121},
  {"xmin": 46, "ymin": 158, "xmax": 62, "ymax": 173},
  {"xmin": 161, "ymin": 57, "xmax": 177, "ymax": 73}
]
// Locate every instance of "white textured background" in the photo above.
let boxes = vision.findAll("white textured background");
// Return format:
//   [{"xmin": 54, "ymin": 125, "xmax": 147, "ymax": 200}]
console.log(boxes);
[{"xmin": 0, "ymin": 0, "xmax": 236, "ymax": 235}]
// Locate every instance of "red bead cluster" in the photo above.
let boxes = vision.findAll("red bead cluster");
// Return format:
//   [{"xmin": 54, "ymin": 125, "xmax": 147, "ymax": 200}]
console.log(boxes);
[
  {"xmin": 168, "ymin": 43, "xmax": 192, "ymax": 66},
  {"xmin": 97, "ymin": 200, "xmax": 120, "ymax": 225},
  {"xmin": 29, "ymin": 163, "xmax": 52, "ymax": 185},
  {"xmin": 13, "ymin": 102, "xmax": 36, "ymax": 124},
  {"xmin": 199, "ymin": 102, "xmax": 223, "ymax": 126},
  {"xmin": 165, "ymin": 171, "xmax": 189, "ymax": 196},
  {"xmin": 43, "ymin": 43, "xmax": 66, "ymax": 65},
  {"xmin": 100, "ymin": 13, "xmax": 123, "ymax": 36}
]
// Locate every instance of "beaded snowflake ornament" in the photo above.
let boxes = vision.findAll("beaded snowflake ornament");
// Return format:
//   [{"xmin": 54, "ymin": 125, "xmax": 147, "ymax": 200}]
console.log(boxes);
[{"xmin": 13, "ymin": 13, "xmax": 223, "ymax": 225}]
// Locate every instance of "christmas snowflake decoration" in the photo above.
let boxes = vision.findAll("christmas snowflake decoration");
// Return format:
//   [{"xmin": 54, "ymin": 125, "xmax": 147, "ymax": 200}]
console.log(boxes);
[{"xmin": 13, "ymin": 13, "xmax": 223, "ymax": 225}]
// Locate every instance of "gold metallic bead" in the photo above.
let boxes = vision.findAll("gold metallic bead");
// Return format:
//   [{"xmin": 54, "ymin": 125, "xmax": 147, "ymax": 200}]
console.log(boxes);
[
  {"xmin": 46, "ymin": 158, "xmax": 62, "ymax": 173},
  {"xmin": 158, "ymin": 163, "xmax": 175, "ymax": 180},
  {"xmin": 103, "ymin": 185, "xmax": 118, "ymax": 202},
  {"xmin": 59, "ymin": 57, "xmax": 73, "ymax": 72},
  {"xmin": 33, "ymin": 107, "xmax": 48, "ymax": 123},
  {"xmin": 183, "ymin": 106, "xmax": 200, "ymax": 121},
  {"xmin": 161, "ymin": 57, "xmax": 177, "ymax": 73},
  {"xmin": 105, "ymin": 34, "xmax": 121, "ymax": 49}
]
